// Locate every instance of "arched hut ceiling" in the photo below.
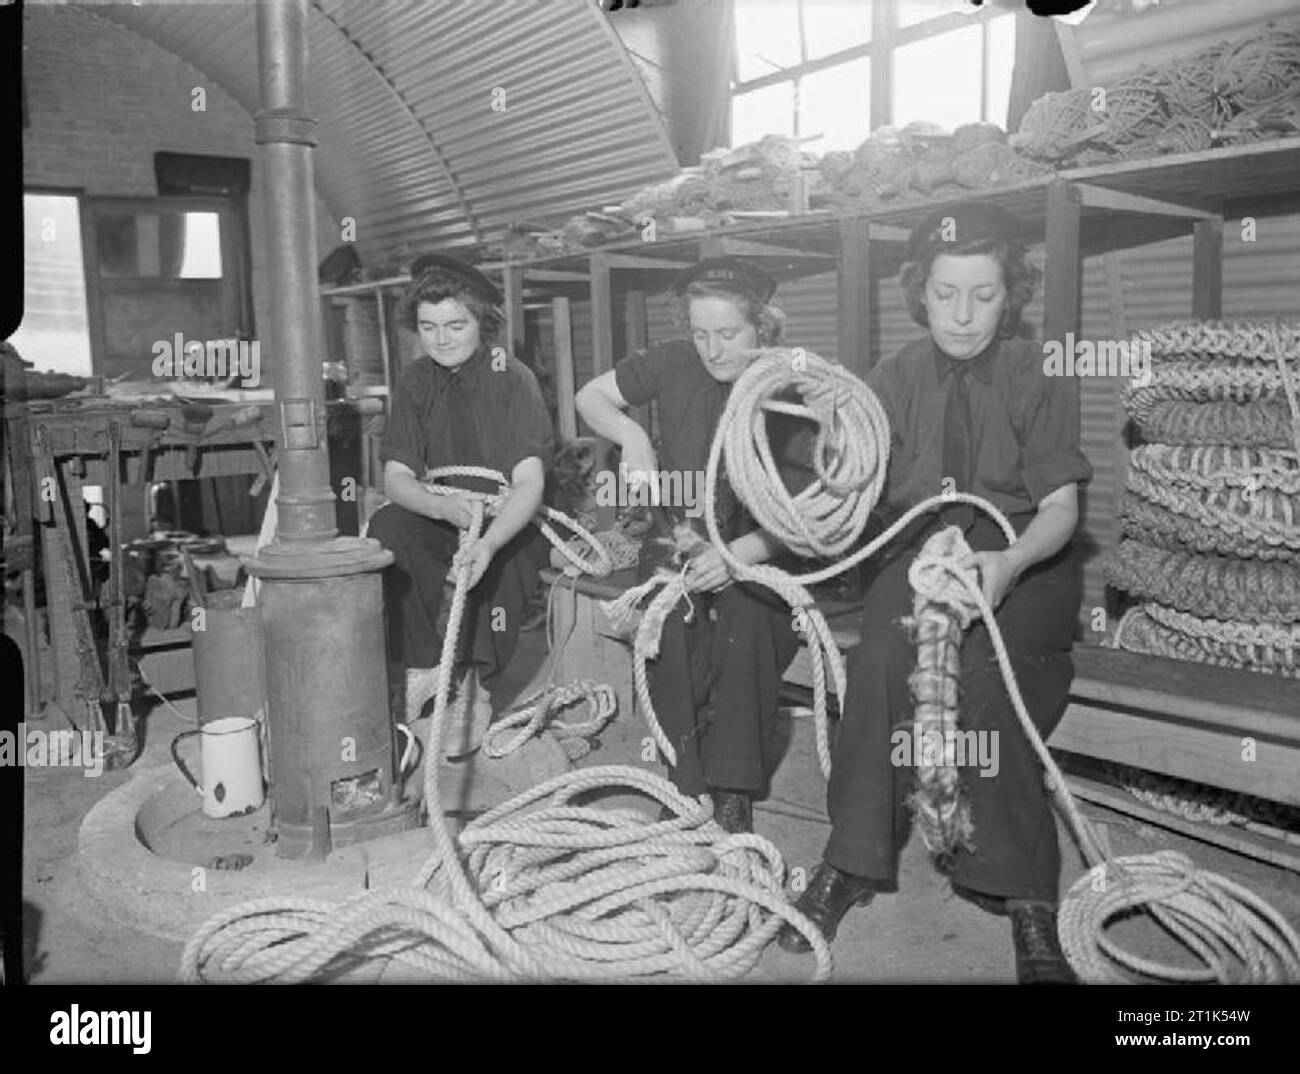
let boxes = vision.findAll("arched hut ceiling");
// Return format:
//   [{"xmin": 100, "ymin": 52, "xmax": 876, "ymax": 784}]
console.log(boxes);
[{"xmin": 87, "ymin": 0, "xmax": 681, "ymax": 264}]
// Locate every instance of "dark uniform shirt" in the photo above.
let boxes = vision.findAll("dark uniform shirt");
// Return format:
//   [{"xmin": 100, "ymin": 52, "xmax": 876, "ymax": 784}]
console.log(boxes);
[
  {"xmin": 614, "ymin": 338, "xmax": 814, "ymax": 541},
  {"xmin": 381, "ymin": 344, "xmax": 555, "ymax": 492},
  {"xmin": 867, "ymin": 334, "xmax": 1092, "ymax": 521}
]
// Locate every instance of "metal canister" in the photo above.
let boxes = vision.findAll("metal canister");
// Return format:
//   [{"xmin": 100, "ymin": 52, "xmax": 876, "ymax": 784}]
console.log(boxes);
[{"xmin": 191, "ymin": 589, "xmax": 267, "ymax": 728}]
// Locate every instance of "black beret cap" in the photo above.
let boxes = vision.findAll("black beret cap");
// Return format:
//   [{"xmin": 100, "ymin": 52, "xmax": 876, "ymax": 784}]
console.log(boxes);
[
  {"xmin": 906, "ymin": 202, "xmax": 1026, "ymax": 263},
  {"xmin": 671, "ymin": 257, "xmax": 777, "ymax": 304},
  {"xmin": 408, "ymin": 252, "xmax": 502, "ymax": 305}
]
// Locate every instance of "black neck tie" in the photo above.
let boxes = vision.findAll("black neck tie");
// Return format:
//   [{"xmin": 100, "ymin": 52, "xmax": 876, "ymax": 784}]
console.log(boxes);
[{"xmin": 940, "ymin": 363, "xmax": 976, "ymax": 532}]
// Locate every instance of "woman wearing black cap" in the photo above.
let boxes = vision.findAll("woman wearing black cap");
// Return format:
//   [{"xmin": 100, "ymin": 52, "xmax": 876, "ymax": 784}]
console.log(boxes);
[
  {"xmin": 369, "ymin": 255, "xmax": 555, "ymax": 760},
  {"xmin": 575, "ymin": 257, "xmax": 811, "ymax": 834},
  {"xmin": 778, "ymin": 204, "xmax": 1092, "ymax": 983}
]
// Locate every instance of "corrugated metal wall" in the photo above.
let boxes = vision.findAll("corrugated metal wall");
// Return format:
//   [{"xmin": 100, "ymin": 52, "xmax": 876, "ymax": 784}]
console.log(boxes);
[{"xmin": 87, "ymin": 0, "xmax": 681, "ymax": 266}]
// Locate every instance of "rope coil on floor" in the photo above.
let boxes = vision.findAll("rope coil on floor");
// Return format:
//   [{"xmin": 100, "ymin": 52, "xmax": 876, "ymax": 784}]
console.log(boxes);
[{"xmin": 180, "ymin": 466, "xmax": 831, "ymax": 983}]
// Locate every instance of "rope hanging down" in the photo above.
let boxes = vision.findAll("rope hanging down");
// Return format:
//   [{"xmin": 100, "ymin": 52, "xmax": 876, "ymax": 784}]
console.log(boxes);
[
  {"xmin": 609, "ymin": 347, "xmax": 1300, "ymax": 984},
  {"xmin": 180, "ymin": 466, "xmax": 832, "ymax": 983}
]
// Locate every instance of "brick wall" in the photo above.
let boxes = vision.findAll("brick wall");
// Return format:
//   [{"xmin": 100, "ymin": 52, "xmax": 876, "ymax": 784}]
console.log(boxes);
[{"xmin": 22, "ymin": 3, "xmax": 338, "ymax": 356}]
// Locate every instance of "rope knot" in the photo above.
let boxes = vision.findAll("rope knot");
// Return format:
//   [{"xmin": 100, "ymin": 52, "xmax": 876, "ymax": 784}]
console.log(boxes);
[{"xmin": 907, "ymin": 526, "xmax": 983, "ymax": 629}]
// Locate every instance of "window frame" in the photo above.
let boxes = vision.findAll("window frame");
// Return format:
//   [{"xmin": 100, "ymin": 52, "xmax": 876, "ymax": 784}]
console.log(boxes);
[{"xmin": 730, "ymin": 1, "xmax": 1013, "ymax": 144}]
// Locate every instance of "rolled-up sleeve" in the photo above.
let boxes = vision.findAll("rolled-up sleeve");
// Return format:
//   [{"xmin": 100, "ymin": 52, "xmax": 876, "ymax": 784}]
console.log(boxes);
[
  {"xmin": 380, "ymin": 364, "xmax": 428, "ymax": 475},
  {"xmin": 613, "ymin": 343, "xmax": 667, "ymax": 408},
  {"xmin": 501, "ymin": 367, "xmax": 556, "ymax": 476},
  {"xmin": 1020, "ymin": 370, "xmax": 1093, "ymax": 504}
]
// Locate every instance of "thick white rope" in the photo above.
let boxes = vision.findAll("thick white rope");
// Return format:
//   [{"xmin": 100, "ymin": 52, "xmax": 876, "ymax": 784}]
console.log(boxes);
[{"xmin": 179, "ymin": 465, "xmax": 831, "ymax": 983}]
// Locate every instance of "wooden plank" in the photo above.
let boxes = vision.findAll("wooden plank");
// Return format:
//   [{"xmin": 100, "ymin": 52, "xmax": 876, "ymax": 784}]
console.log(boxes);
[
  {"xmin": 836, "ymin": 216, "xmax": 872, "ymax": 377},
  {"xmin": 1043, "ymin": 179, "xmax": 1082, "ymax": 348},
  {"xmin": 1075, "ymin": 182, "xmax": 1217, "ymax": 220},
  {"xmin": 1192, "ymin": 217, "xmax": 1224, "ymax": 320},
  {"xmin": 718, "ymin": 237, "xmax": 836, "ymax": 260},
  {"xmin": 589, "ymin": 253, "xmax": 614, "ymax": 378},
  {"xmin": 1052, "ymin": 701, "xmax": 1300, "ymax": 807},
  {"xmin": 1063, "ymin": 773, "xmax": 1300, "ymax": 874},
  {"xmin": 552, "ymin": 296, "xmax": 577, "ymax": 441},
  {"xmin": 602, "ymin": 253, "xmax": 693, "ymax": 271}
]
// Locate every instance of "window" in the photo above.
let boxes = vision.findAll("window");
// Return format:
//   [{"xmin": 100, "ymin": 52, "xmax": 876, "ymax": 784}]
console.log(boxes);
[
  {"xmin": 10, "ymin": 193, "xmax": 93, "ymax": 376},
  {"xmin": 731, "ymin": 1, "xmax": 873, "ymax": 153},
  {"xmin": 730, "ymin": 1, "xmax": 1016, "ymax": 152}
]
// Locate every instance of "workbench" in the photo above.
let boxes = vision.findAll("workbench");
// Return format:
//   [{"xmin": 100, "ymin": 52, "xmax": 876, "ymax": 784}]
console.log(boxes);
[{"xmin": 3, "ymin": 395, "xmax": 382, "ymax": 725}]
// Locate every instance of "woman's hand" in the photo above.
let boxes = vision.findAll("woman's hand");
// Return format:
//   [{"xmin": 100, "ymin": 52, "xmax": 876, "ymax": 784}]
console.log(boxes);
[
  {"xmin": 684, "ymin": 547, "xmax": 731, "ymax": 593},
  {"xmin": 430, "ymin": 490, "xmax": 474, "ymax": 530},
  {"xmin": 455, "ymin": 536, "xmax": 496, "ymax": 590},
  {"xmin": 959, "ymin": 549, "xmax": 1023, "ymax": 611},
  {"xmin": 621, "ymin": 442, "xmax": 661, "ymax": 507}
]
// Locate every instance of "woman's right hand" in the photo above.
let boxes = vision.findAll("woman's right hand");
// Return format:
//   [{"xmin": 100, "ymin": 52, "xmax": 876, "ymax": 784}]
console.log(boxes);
[
  {"xmin": 620, "ymin": 436, "xmax": 661, "ymax": 507},
  {"xmin": 430, "ymin": 489, "xmax": 474, "ymax": 529}
]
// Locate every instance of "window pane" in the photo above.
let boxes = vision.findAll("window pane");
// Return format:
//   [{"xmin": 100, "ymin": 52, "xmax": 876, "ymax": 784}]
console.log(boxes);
[
  {"xmin": 801, "ymin": 1, "xmax": 872, "ymax": 61},
  {"xmin": 734, "ymin": 0, "xmax": 802, "ymax": 83},
  {"xmin": 732, "ymin": 81, "xmax": 796, "ymax": 146},
  {"xmin": 892, "ymin": 24, "xmax": 982, "ymax": 131},
  {"xmin": 11, "ymin": 194, "xmax": 93, "ymax": 376},
  {"xmin": 95, "ymin": 209, "xmax": 222, "ymax": 279},
  {"xmin": 986, "ymin": 12, "xmax": 1016, "ymax": 126},
  {"xmin": 897, "ymin": 1, "xmax": 968, "ymax": 29},
  {"xmin": 799, "ymin": 58, "xmax": 870, "ymax": 152},
  {"xmin": 179, "ymin": 213, "xmax": 223, "ymax": 279}
]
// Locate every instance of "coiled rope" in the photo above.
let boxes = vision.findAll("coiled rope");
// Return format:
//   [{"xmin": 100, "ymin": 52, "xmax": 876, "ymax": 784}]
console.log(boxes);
[
  {"xmin": 608, "ymin": 347, "xmax": 1300, "ymax": 983},
  {"xmin": 180, "ymin": 465, "xmax": 831, "ymax": 983}
]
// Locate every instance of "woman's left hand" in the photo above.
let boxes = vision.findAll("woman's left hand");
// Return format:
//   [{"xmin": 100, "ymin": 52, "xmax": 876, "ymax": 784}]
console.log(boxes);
[
  {"xmin": 959, "ymin": 549, "xmax": 1022, "ymax": 611},
  {"xmin": 456, "ymin": 538, "xmax": 496, "ymax": 590}
]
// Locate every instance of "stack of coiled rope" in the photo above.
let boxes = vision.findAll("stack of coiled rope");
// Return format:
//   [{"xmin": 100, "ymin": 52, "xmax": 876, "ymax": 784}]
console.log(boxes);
[{"xmin": 1108, "ymin": 319, "xmax": 1300, "ymax": 677}]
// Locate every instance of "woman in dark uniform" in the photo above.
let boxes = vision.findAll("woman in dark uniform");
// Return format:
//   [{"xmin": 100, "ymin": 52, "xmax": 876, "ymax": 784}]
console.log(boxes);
[
  {"xmin": 575, "ymin": 258, "xmax": 810, "ymax": 834},
  {"xmin": 368, "ymin": 255, "xmax": 554, "ymax": 760},
  {"xmin": 778, "ymin": 205, "xmax": 1092, "ymax": 983}
]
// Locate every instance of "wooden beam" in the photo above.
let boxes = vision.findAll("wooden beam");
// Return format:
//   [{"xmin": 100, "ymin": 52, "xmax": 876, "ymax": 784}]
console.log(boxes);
[
  {"xmin": 836, "ymin": 216, "xmax": 872, "ymax": 375},
  {"xmin": 551, "ymin": 296, "xmax": 576, "ymax": 441},
  {"xmin": 589, "ymin": 253, "xmax": 614, "ymax": 378},
  {"xmin": 1076, "ymin": 182, "xmax": 1218, "ymax": 220},
  {"xmin": 1192, "ymin": 217, "xmax": 1224, "ymax": 320},
  {"xmin": 602, "ymin": 253, "xmax": 694, "ymax": 271},
  {"xmin": 1053, "ymin": 19, "xmax": 1087, "ymax": 89},
  {"xmin": 625, "ymin": 288, "xmax": 650, "ymax": 434},
  {"xmin": 867, "ymin": 223, "xmax": 910, "ymax": 243},
  {"xmin": 523, "ymin": 268, "xmax": 591, "ymax": 283},
  {"xmin": 718, "ymin": 237, "xmax": 836, "ymax": 260},
  {"xmin": 502, "ymin": 263, "xmax": 525, "ymax": 357},
  {"xmin": 1043, "ymin": 179, "xmax": 1083, "ymax": 348}
]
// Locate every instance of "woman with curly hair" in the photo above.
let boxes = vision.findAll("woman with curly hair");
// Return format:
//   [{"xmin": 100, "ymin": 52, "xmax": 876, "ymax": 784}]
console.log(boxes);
[
  {"xmin": 575, "ymin": 257, "xmax": 812, "ymax": 833},
  {"xmin": 369, "ymin": 254, "xmax": 554, "ymax": 760},
  {"xmin": 778, "ymin": 204, "xmax": 1093, "ymax": 983}
]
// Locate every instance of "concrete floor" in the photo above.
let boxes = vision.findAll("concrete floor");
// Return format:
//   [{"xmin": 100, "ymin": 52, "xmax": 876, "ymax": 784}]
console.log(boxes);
[{"xmin": 20, "ymin": 616, "xmax": 1300, "ymax": 984}]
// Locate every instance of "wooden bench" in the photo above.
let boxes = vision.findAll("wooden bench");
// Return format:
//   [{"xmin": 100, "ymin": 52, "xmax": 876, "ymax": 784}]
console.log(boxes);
[{"xmin": 540, "ymin": 566, "xmax": 1300, "ymax": 809}]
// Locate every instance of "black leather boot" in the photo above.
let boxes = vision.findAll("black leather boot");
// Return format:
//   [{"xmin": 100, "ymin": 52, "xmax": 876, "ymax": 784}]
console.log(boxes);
[
  {"xmin": 710, "ymin": 789, "xmax": 753, "ymax": 834},
  {"xmin": 1008, "ymin": 900, "xmax": 1076, "ymax": 984},
  {"xmin": 778, "ymin": 861, "xmax": 877, "ymax": 954}
]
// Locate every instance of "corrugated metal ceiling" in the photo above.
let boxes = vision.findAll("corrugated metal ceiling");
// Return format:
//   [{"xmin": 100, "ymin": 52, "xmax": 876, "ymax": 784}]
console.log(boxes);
[{"xmin": 78, "ymin": 0, "xmax": 680, "ymax": 264}]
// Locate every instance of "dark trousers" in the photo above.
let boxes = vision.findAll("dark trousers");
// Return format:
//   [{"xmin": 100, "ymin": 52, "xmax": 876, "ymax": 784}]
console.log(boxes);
[
  {"xmin": 824, "ymin": 517, "xmax": 1082, "ymax": 902},
  {"xmin": 367, "ymin": 503, "xmax": 538, "ymax": 692},
  {"xmin": 647, "ymin": 579, "xmax": 802, "ymax": 798}
]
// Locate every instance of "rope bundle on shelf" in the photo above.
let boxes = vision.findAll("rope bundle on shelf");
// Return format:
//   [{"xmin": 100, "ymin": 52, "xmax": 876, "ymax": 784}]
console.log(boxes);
[
  {"xmin": 1114, "ymin": 601, "xmax": 1300, "ymax": 678},
  {"xmin": 181, "ymin": 466, "xmax": 832, "ymax": 984},
  {"xmin": 1104, "ymin": 539, "xmax": 1300, "ymax": 623},
  {"xmin": 1110, "ymin": 317, "xmax": 1300, "ymax": 687}
]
